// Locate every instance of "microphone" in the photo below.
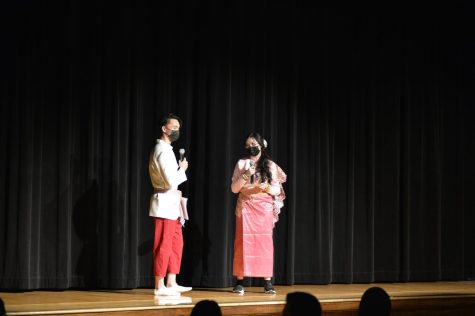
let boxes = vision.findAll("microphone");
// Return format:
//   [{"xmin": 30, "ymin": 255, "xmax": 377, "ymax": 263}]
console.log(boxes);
[
  {"xmin": 179, "ymin": 148, "xmax": 185, "ymax": 161},
  {"xmin": 245, "ymin": 159, "xmax": 254, "ymax": 170}
]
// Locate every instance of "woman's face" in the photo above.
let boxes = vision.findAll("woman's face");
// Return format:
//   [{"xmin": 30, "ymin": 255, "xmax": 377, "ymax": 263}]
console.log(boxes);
[
  {"xmin": 245, "ymin": 137, "xmax": 260, "ymax": 151},
  {"xmin": 245, "ymin": 137, "xmax": 262, "ymax": 158}
]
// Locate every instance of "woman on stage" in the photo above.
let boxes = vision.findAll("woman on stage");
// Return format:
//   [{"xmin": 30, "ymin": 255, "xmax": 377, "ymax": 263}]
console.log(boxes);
[{"xmin": 230, "ymin": 132, "xmax": 286, "ymax": 295}]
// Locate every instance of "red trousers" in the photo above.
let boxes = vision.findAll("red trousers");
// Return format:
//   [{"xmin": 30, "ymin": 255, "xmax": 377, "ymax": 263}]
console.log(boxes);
[{"xmin": 153, "ymin": 218, "xmax": 183, "ymax": 277}]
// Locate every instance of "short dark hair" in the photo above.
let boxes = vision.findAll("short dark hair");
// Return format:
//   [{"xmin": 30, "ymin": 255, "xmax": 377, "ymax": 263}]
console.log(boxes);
[
  {"xmin": 160, "ymin": 113, "xmax": 182, "ymax": 135},
  {"xmin": 283, "ymin": 292, "xmax": 322, "ymax": 316},
  {"xmin": 190, "ymin": 300, "xmax": 222, "ymax": 316},
  {"xmin": 0, "ymin": 298, "xmax": 5, "ymax": 316},
  {"xmin": 358, "ymin": 287, "xmax": 391, "ymax": 316}
]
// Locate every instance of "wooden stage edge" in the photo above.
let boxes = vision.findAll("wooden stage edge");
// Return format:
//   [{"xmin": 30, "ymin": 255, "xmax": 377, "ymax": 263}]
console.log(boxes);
[{"xmin": 2, "ymin": 281, "xmax": 475, "ymax": 316}]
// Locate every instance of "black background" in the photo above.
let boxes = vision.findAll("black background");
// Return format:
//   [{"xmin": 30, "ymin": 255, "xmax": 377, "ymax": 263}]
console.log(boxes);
[{"xmin": 1, "ymin": 0, "xmax": 474, "ymax": 289}]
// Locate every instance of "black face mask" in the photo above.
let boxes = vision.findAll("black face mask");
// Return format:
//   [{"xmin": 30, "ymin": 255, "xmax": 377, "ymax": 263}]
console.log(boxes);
[
  {"xmin": 247, "ymin": 146, "xmax": 260, "ymax": 157},
  {"xmin": 168, "ymin": 130, "xmax": 180, "ymax": 142}
]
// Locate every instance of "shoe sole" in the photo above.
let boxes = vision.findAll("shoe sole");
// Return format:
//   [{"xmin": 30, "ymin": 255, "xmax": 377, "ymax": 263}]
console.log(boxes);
[
  {"xmin": 172, "ymin": 288, "xmax": 192, "ymax": 293},
  {"xmin": 154, "ymin": 290, "xmax": 181, "ymax": 297}
]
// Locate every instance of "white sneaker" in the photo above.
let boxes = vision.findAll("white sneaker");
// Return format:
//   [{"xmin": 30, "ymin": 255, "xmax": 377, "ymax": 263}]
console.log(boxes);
[
  {"xmin": 154, "ymin": 287, "xmax": 181, "ymax": 296},
  {"xmin": 167, "ymin": 284, "xmax": 192, "ymax": 293}
]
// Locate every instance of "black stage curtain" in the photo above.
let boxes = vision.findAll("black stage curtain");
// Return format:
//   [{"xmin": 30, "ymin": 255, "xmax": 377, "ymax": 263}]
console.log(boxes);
[{"xmin": 1, "ymin": 1, "xmax": 475, "ymax": 289}]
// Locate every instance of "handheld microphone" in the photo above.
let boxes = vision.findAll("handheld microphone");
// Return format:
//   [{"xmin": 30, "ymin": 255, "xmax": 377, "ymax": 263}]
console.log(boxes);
[
  {"xmin": 245, "ymin": 159, "xmax": 254, "ymax": 170},
  {"xmin": 179, "ymin": 148, "xmax": 185, "ymax": 161}
]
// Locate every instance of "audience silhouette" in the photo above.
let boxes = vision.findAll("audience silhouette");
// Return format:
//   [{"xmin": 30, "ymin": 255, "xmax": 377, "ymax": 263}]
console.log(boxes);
[
  {"xmin": 0, "ymin": 298, "xmax": 5, "ymax": 316},
  {"xmin": 282, "ymin": 291, "xmax": 322, "ymax": 316},
  {"xmin": 190, "ymin": 299, "xmax": 222, "ymax": 316},
  {"xmin": 358, "ymin": 287, "xmax": 391, "ymax": 316}
]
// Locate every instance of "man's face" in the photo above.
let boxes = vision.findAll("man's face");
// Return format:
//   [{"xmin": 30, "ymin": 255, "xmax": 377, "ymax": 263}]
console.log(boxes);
[{"xmin": 163, "ymin": 118, "xmax": 180, "ymax": 134}]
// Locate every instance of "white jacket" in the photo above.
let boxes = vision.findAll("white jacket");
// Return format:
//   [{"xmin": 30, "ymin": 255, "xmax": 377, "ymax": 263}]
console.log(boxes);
[{"xmin": 148, "ymin": 139, "xmax": 187, "ymax": 220}]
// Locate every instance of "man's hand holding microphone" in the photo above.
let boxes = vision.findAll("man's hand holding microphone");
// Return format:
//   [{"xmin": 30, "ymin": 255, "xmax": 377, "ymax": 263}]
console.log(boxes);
[{"xmin": 179, "ymin": 148, "xmax": 188, "ymax": 172}]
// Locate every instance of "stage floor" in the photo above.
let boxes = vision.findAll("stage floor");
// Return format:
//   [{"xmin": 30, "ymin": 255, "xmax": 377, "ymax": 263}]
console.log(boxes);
[{"xmin": 2, "ymin": 281, "xmax": 475, "ymax": 316}]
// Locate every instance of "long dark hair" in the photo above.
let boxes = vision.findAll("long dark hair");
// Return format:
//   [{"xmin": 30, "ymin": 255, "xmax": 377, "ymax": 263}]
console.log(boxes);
[{"xmin": 246, "ymin": 132, "xmax": 272, "ymax": 184}]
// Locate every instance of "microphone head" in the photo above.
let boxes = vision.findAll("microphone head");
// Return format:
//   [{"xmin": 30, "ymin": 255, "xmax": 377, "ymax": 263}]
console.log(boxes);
[{"xmin": 179, "ymin": 148, "xmax": 185, "ymax": 155}]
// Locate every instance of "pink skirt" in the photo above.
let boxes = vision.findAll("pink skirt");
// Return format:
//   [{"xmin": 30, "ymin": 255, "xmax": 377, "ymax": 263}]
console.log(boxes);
[{"xmin": 233, "ymin": 194, "xmax": 274, "ymax": 277}]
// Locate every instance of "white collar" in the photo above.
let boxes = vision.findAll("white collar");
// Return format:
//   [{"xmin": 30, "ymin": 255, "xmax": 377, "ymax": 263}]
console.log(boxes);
[{"xmin": 157, "ymin": 139, "xmax": 173, "ymax": 149}]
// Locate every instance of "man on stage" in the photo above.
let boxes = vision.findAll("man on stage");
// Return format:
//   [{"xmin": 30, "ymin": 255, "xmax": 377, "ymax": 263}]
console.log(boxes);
[{"xmin": 149, "ymin": 113, "xmax": 191, "ymax": 296}]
